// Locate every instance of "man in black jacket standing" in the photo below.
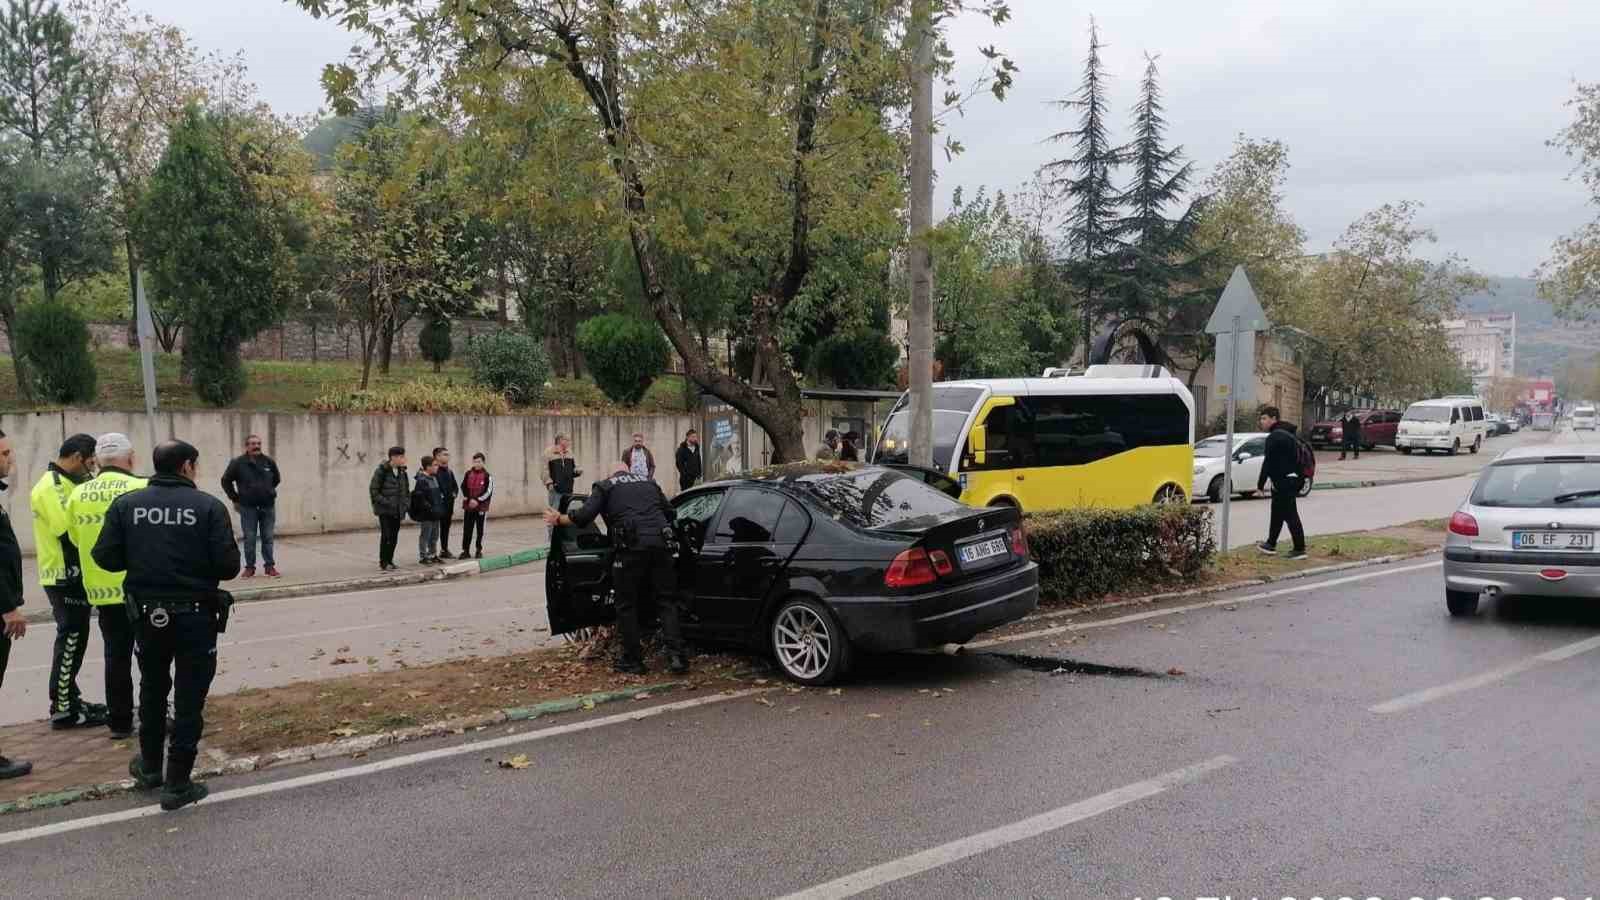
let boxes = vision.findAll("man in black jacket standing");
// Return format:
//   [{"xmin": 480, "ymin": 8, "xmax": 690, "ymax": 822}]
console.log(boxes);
[
  {"xmin": 369, "ymin": 447, "xmax": 409, "ymax": 571},
  {"xmin": 432, "ymin": 447, "xmax": 459, "ymax": 559},
  {"xmin": 675, "ymin": 429, "xmax": 702, "ymax": 492},
  {"xmin": 94, "ymin": 439, "xmax": 241, "ymax": 810},
  {"xmin": 220, "ymin": 434, "xmax": 281, "ymax": 578},
  {"xmin": 0, "ymin": 429, "xmax": 32, "ymax": 780},
  {"xmin": 1339, "ymin": 412, "xmax": 1363, "ymax": 461},
  {"xmin": 1256, "ymin": 406, "xmax": 1308, "ymax": 560}
]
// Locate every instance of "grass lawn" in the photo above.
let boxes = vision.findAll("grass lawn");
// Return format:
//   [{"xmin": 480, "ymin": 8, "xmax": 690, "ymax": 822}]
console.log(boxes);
[{"xmin": 0, "ymin": 349, "xmax": 695, "ymax": 415}]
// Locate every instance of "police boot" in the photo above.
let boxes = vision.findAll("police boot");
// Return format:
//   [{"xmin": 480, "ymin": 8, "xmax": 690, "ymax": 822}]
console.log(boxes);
[
  {"xmin": 128, "ymin": 754, "xmax": 163, "ymax": 790},
  {"xmin": 160, "ymin": 753, "xmax": 209, "ymax": 811}
]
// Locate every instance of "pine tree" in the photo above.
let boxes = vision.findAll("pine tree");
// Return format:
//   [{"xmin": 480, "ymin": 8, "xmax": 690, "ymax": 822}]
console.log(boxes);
[
  {"xmin": 1108, "ymin": 54, "xmax": 1206, "ymax": 360},
  {"xmin": 1042, "ymin": 18, "xmax": 1124, "ymax": 363}
]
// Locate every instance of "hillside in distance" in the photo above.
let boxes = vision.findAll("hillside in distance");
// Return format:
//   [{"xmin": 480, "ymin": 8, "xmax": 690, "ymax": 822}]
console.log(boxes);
[{"xmin": 1459, "ymin": 276, "xmax": 1598, "ymax": 377}]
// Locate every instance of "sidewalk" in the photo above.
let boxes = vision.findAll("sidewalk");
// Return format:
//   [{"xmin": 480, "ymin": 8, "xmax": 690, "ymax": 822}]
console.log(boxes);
[
  {"xmin": 19, "ymin": 515, "xmax": 552, "ymax": 623},
  {"xmin": 1309, "ymin": 430, "xmax": 1548, "ymax": 489}
]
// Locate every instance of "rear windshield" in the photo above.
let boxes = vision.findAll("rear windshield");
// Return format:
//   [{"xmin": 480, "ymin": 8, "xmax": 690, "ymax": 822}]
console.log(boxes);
[
  {"xmin": 1403, "ymin": 404, "xmax": 1452, "ymax": 422},
  {"xmin": 799, "ymin": 468, "xmax": 965, "ymax": 529},
  {"xmin": 1194, "ymin": 437, "xmax": 1231, "ymax": 458},
  {"xmin": 1471, "ymin": 460, "xmax": 1600, "ymax": 508}
]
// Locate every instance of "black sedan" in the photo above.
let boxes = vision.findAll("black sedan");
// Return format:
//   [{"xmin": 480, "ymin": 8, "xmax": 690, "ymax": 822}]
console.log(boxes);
[{"xmin": 545, "ymin": 464, "xmax": 1040, "ymax": 685}]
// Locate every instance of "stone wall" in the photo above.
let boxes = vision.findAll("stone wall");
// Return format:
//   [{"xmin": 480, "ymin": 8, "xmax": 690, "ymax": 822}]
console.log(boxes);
[
  {"xmin": 0, "ymin": 409, "xmax": 696, "ymax": 554},
  {"xmin": 0, "ymin": 318, "xmax": 507, "ymax": 364}
]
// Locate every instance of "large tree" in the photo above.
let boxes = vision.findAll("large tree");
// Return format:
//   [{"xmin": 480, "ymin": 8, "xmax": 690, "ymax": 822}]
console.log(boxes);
[
  {"xmin": 136, "ymin": 105, "xmax": 303, "ymax": 404},
  {"xmin": 1042, "ymin": 17, "xmax": 1123, "ymax": 363},
  {"xmin": 1282, "ymin": 202, "xmax": 1486, "ymax": 406},
  {"xmin": 294, "ymin": 0, "xmax": 1008, "ymax": 463},
  {"xmin": 328, "ymin": 109, "xmax": 479, "ymax": 388},
  {"xmin": 0, "ymin": 0, "xmax": 90, "ymax": 160},
  {"xmin": 1538, "ymin": 80, "xmax": 1600, "ymax": 321}
]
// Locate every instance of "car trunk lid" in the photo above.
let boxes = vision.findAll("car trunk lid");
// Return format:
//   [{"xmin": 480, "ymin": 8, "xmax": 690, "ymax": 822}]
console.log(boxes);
[{"xmin": 872, "ymin": 504, "xmax": 1025, "ymax": 583}]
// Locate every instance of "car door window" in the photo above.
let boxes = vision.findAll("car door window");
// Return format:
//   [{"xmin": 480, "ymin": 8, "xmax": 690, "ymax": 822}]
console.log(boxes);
[
  {"xmin": 1240, "ymin": 438, "xmax": 1267, "ymax": 457},
  {"xmin": 709, "ymin": 489, "xmax": 783, "ymax": 545},
  {"xmin": 674, "ymin": 490, "xmax": 725, "ymax": 549},
  {"xmin": 772, "ymin": 500, "xmax": 809, "ymax": 544}
]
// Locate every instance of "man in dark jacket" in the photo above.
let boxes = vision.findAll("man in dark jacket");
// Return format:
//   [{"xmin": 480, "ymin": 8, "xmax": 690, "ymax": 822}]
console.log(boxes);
[
  {"xmin": 0, "ymin": 429, "xmax": 32, "ymax": 780},
  {"xmin": 413, "ymin": 456, "xmax": 445, "ymax": 564},
  {"xmin": 369, "ymin": 446, "xmax": 409, "ymax": 571},
  {"xmin": 1339, "ymin": 412, "xmax": 1362, "ymax": 461},
  {"xmin": 675, "ymin": 430, "xmax": 703, "ymax": 492},
  {"xmin": 93, "ymin": 439, "xmax": 241, "ymax": 810},
  {"xmin": 546, "ymin": 463, "xmax": 687, "ymax": 675},
  {"xmin": 431, "ymin": 447, "xmax": 459, "ymax": 559},
  {"xmin": 220, "ymin": 434, "xmax": 281, "ymax": 578},
  {"xmin": 1256, "ymin": 406, "xmax": 1307, "ymax": 560}
]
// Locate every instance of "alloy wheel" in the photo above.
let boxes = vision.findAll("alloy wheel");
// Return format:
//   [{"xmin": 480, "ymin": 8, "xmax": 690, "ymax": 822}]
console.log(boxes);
[
  {"xmin": 1153, "ymin": 483, "xmax": 1186, "ymax": 504},
  {"xmin": 774, "ymin": 604, "xmax": 833, "ymax": 681}
]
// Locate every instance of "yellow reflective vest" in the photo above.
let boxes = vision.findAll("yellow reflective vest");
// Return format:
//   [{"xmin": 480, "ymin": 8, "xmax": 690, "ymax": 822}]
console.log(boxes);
[
  {"xmin": 30, "ymin": 466, "xmax": 89, "ymax": 590},
  {"xmin": 66, "ymin": 468, "xmax": 147, "ymax": 606}
]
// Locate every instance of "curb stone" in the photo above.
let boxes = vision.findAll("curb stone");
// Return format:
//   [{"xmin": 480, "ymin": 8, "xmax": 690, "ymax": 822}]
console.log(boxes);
[
  {"xmin": 0, "ymin": 677, "xmax": 684, "ymax": 817},
  {"xmin": 20, "ymin": 546, "xmax": 552, "ymax": 625}
]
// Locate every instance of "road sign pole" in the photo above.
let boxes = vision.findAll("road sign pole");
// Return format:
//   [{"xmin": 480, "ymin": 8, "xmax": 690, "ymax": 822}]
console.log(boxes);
[
  {"xmin": 134, "ymin": 270, "xmax": 160, "ymax": 454},
  {"xmin": 1220, "ymin": 315, "xmax": 1240, "ymax": 553}
]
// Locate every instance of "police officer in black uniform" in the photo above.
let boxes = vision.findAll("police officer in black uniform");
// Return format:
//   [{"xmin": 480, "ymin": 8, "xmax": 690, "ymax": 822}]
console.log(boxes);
[
  {"xmin": 92, "ymin": 440, "xmax": 240, "ymax": 811},
  {"xmin": 545, "ymin": 464, "xmax": 689, "ymax": 675}
]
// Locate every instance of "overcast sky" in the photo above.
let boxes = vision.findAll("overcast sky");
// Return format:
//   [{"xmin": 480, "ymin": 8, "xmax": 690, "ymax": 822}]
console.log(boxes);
[{"xmin": 138, "ymin": 0, "xmax": 1600, "ymax": 278}]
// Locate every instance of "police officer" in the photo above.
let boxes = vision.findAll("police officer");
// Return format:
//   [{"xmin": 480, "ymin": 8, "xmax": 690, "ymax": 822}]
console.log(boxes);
[
  {"xmin": 66, "ymin": 433, "xmax": 147, "ymax": 740},
  {"xmin": 544, "ymin": 463, "xmax": 689, "ymax": 675},
  {"xmin": 92, "ymin": 440, "xmax": 240, "ymax": 811},
  {"xmin": 29, "ymin": 433, "xmax": 105, "ymax": 729}
]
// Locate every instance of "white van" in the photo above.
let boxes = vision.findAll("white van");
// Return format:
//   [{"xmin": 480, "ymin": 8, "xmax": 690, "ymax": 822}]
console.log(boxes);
[
  {"xmin": 1574, "ymin": 405, "xmax": 1598, "ymax": 431},
  {"xmin": 1395, "ymin": 397, "xmax": 1490, "ymax": 456}
]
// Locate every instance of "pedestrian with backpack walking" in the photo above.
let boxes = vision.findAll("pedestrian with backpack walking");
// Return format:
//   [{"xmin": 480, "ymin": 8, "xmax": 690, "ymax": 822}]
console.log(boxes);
[
  {"xmin": 1256, "ymin": 406, "xmax": 1308, "ymax": 561},
  {"xmin": 412, "ymin": 456, "xmax": 446, "ymax": 565}
]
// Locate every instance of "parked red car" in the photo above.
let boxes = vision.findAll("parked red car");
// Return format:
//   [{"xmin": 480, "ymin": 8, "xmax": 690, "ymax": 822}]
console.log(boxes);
[{"xmin": 1306, "ymin": 409, "xmax": 1402, "ymax": 450}]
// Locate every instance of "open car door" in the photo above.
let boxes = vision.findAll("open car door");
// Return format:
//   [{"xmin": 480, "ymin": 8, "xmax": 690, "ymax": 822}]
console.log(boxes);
[
  {"xmin": 545, "ymin": 494, "xmax": 617, "ymax": 636},
  {"xmin": 879, "ymin": 463, "xmax": 963, "ymax": 500}
]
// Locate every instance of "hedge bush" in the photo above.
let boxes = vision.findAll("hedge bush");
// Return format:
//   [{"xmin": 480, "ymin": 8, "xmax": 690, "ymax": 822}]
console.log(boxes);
[
  {"xmin": 576, "ymin": 313, "xmax": 670, "ymax": 406},
  {"xmin": 466, "ymin": 330, "xmax": 551, "ymax": 405},
  {"xmin": 309, "ymin": 381, "xmax": 511, "ymax": 415},
  {"xmin": 13, "ymin": 300, "xmax": 97, "ymax": 404},
  {"xmin": 189, "ymin": 342, "xmax": 247, "ymax": 407},
  {"xmin": 810, "ymin": 328, "xmax": 899, "ymax": 389},
  {"xmin": 418, "ymin": 317, "xmax": 453, "ymax": 372},
  {"xmin": 1024, "ymin": 504, "xmax": 1215, "ymax": 602}
]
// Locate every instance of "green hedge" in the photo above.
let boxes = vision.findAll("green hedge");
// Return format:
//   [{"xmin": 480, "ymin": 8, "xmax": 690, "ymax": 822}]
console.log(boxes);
[{"xmin": 1024, "ymin": 504, "xmax": 1215, "ymax": 602}]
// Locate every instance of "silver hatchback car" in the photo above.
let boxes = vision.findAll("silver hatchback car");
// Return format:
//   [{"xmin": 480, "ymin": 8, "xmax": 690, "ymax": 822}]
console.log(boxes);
[{"xmin": 1443, "ymin": 444, "xmax": 1600, "ymax": 616}]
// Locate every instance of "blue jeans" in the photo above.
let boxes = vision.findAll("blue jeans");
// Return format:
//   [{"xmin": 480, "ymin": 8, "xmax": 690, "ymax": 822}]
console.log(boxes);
[
  {"xmin": 418, "ymin": 520, "xmax": 439, "ymax": 561},
  {"xmin": 239, "ymin": 505, "xmax": 276, "ymax": 568}
]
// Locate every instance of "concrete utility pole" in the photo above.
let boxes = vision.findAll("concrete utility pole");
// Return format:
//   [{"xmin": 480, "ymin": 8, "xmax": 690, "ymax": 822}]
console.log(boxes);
[{"xmin": 907, "ymin": 0, "xmax": 935, "ymax": 469}]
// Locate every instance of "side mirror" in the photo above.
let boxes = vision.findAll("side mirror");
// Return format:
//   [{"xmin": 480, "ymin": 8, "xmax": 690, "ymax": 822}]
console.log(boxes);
[{"xmin": 968, "ymin": 424, "xmax": 988, "ymax": 467}]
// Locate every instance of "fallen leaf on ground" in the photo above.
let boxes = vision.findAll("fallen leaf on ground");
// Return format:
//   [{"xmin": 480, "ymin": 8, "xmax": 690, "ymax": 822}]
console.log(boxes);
[
  {"xmin": 580, "ymin": 698, "xmax": 597, "ymax": 710},
  {"xmin": 827, "ymin": 688, "xmax": 843, "ymax": 696},
  {"xmin": 336, "ymin": 645, "xmax": 351, "ymax": 653},
  {"xmin": 1166, "ymin": 667, "xmax": 1186, "ymax": 676},
  {"xmin": 866, "ymin": 713, "xmax": 882, "ymax": 719},
  {"xmin": 497, "ymin": 754, "xmax": 532, "ymax": 770},
  {"xmin": 166, "ymin": 827, "xmax": 179, "ymax": 834},
  {"xmin": 328, "ymin": 727, "xmax": 359, "ymax": 738},
  {"xmin": 755, "ymin": 697, "xmax": 775, "ymax": 707}
]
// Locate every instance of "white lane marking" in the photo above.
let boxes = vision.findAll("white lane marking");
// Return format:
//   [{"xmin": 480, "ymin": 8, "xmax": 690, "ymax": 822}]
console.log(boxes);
[
  {"xmin": 777, "ymin": 755, "xmax": 1237, "ymax": 900},
  {"xmin": 967, "ymin": 560, "xmax": 1443, "ymax": 649},
  {"xmin": 1370, "ymin": 634, "xmax": 1600, "ymax": 714},
  {"xmin": 0, "ymin": 688, "xmax": 766, "ymax": 847},
  {"xmin": 6, "ymin": 605, "xmax": 535, "ymax": 675}
]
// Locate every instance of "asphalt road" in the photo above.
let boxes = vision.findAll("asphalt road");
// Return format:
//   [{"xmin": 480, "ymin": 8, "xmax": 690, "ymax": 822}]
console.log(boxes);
[
  {"xmin": 4, "ymin": 557, "xmax": 1597, "ymax": 897},
  {"xmin": 0, "ymin": 567, "xmax": 559, "ymax": 727}
]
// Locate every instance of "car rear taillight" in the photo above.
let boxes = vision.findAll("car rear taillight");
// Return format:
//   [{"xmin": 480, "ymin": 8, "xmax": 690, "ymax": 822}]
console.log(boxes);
[
  {"xmin": 1448, "ymin": 511, "xmax": 1479, "ymax": 536},
  {"xmin": 1009, "ymin": 525, "xmax": 1028, "ymax": 557},
  {"xmin": 885, "ymin": 549, "xmax": 938, "ymax": 588},
  {"xmin": 928, "ymin": 549, "xmax": 954, "ymax": 576}
]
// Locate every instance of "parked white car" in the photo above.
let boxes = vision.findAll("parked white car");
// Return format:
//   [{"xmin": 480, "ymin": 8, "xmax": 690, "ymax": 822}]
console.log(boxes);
[
  {"xmin": 1443, "ymin": 444, "xmax": 1600, "ymax": 615},
  {"xmin": 1192, "ymin": 432, "xmax": 1269, "ymax": 503},
  {"xmin": 1573, "ymin": 405, "xmax": 1597, "ymax": 431},
  {"xmin": 1396, "ymin": 397, "xmax": 1489, "ymax": 456}
]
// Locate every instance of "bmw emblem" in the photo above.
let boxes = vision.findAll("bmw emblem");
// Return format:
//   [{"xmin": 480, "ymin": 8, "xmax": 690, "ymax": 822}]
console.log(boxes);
[{"xmin": 149, "ymin": 607, "xmax": 170, "ymax": 629}]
